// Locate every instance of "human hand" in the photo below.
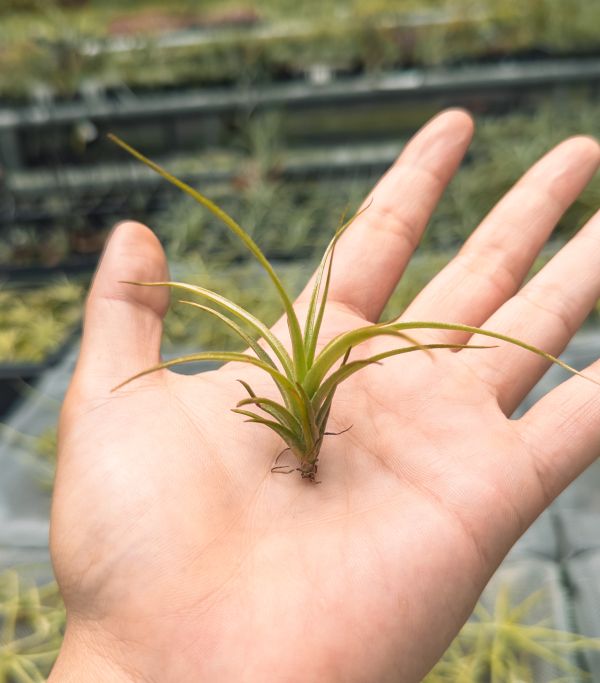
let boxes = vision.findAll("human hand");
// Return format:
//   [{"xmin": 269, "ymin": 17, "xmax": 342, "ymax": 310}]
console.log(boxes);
[{"xmin": 49, "ymin": 110, "xmax": 600, "ymax": 682}]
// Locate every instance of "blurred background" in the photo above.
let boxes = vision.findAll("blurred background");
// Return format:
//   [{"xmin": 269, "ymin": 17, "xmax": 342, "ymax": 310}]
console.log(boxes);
[{"xmin": 0, "ymin": 1, "xmax": 600, "ymax": 680}]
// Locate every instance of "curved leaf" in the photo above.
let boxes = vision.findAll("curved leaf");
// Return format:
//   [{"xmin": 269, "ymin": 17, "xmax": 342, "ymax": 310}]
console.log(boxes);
[
  {"xmin": 177, "ymin": 299, "xmax": 277, "ymax": 369},
  {"xmin": 313, "ymin": 343, "xmax": 492, "ymax": 411},
  {"xmin": 109, "ymin": 134, "xmax": 306, "ymax": 379},
  {"xmin": 120, "ymin": 280, "xmax": 293, "ymax": 378},
  {"xmin": 231, "ymin": 409, "xmax": 305, "ymax": 452},
  {"xmin": 306, "ymin": 320, "xmax": 598, "ymax": 396},
  {"xmin": 111, "ymin": 351, "xmax": 299, "ymax": 401},
  {"xmin": 304, "ymin": 200, "xmax": 372, "ymax": 368},
  {"xmin": 236, "ymin": 395, "xmax": 304, "ymax": 436}
]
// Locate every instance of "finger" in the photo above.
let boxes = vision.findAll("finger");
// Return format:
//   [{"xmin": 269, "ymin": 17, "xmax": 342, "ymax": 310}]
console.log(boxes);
[
  {"xmin": 296, "ymin": 109, "xmax": 474, "ymax": 322},
  {"xmin": 401, "ymin": 136, "xmax": 600, "ymax": 339},
  {"xmin": 516, "ymin": 358, "xmax": 600, "ymax": 504},
  {"xmin": 73, "ymin": 221, "xmax": 170, "ymax": 394},
  {"xmin": 466, "ymin": 209, "xmax": 600, "ymax": 415}
]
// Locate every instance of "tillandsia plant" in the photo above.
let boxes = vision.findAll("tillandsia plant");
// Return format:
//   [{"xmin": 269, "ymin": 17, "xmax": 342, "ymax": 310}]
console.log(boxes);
[
  {"xmin": 424, "ymin": 586, "xmax": 600, "ymax": 682},
  {"xmin": 0, "ymin": 570, "xmax": 65, "ymax": 682},
  {"xmin": 109, "ymin": 134, "xmax": 597, "ymax": 482}
]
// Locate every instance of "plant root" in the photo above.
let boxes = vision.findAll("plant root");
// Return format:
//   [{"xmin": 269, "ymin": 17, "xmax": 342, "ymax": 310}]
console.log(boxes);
[
  {"xmin": 271, "ymin": 465, "xmax": 295, "ymax": 475},
  {"xmin": 324, "ymin": 424, "xmax": 353, "ymax": 437},
  {"xmin": 274, "ymin": 447, "xmax": 291, "ymax": 466},
  {"xmin": 271, "ymin": 456, "xmax": 321, "ymax": 483}
]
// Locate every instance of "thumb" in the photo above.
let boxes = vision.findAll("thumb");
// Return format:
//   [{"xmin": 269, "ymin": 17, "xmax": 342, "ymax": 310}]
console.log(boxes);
[{"xmin": 73, "ymin": 221, "xmax": 170, "ymax": 394}]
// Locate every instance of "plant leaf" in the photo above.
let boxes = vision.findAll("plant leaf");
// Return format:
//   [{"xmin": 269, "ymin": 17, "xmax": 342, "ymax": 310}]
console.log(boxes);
[
  {"xmin": 236, "ymin": 396, "xmax": 304, "ymax": 435},
  {"xmin": 111, "ymin": 351, "xmax": 300, "ymax": 404},
  {"xmin": 313, "ymin": 343, "xmax": 491, "ymax": 411},
  {"xmin": 303, "ymin": 200, "xmax": 372, "ymax": 368},
  {"xmin": 120, "ymin": 280, "xmax": 294, "ymax": 378},
  {"xmin": 237, "ymin": 379, "xmax": 257, "ymax": 399},
  {"xmin": 306, "ymin": 320, "xmax": 598, "ymax": 396},
  {"xmin": 395, "ymin": 321, "xmax": 600, "ymax": 384},
  {"xmin": 294, "ymin": 381, "xmax": 320, "ymax": 450},
  {"xmin": 109, "ymin": 134, "xmax": 307, "ymax": 379},
  {"xmin": 316, "ymin": 347, "xmax": 352, "ymax": 430},
  {"xmin": 177, "ymin": 299, "xmax": 277, "ymax": 369},
  {"xmin": 231, "ymin": 409, "xmax": 305, "ymax": 451}
]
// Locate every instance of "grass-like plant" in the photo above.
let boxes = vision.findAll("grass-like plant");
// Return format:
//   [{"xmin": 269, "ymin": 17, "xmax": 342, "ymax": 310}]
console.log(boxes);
[
  {"xmin": 0, "ymin": 281, "xmax": 84, "ymax": 364},
  {"xmin": 110, "ymin": 134, "xmax": 595, "ymax": 482},
  {"xmin": 0, "ymin": 570, "xmax": 64, "ymax": 682},
  {"xmin": 425, "ymin": 586, "xmax": 600, "ymax": 682}
]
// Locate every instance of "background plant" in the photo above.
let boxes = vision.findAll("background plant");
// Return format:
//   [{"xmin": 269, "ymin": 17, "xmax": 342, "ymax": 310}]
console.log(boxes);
[
  {"xmin": 2, "ymin": 567, "xmax": 598, "ymax": 682},
  {"xmin": 0, "ymin": 281, "xmax": 84, "ymax": 364},
  {"xmin": 0, "ymin": 570, "xmax": 64, "ymax": 682},
  {"xmin": 2, "ymin": 0, "xmax": 600, "ymax": 99},
  {"xmin": 424, "ymin": 587, "xmax": 600, "ymax": 682}
]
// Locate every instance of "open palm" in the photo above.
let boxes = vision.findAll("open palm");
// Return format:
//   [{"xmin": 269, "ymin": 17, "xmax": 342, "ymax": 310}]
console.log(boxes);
[{"xmin": 49, "ymin": 111, "xmax": 600, "ymax": 683}]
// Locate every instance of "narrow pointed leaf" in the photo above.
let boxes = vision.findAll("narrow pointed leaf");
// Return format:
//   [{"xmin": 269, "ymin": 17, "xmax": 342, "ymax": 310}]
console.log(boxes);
[
  {"xmin": 313, "ymin": 343, "xmax": 491, "ymax": 411},
  {"xmin": 231, "ymin": 409, "xmax": 305, "ymax": 451},
  {"xmin": 306, "ymin": 321, "xmax": 429, "ymax": 394},
  {"xmin": 177, "ymin": 299, "xmax": 277, "ymax": 369},
  {"xmin": 109, "ymin": 134, "xmax": 306, "ymax": 378},
  {"xmin": 295, "ymin": 381, "xmax": 319, "ymax": 446},
  {"xmin": 307, "ymin": 320, "xmax": 599, "ymax": 396},
  {"xmin": 316, "ymin": 348, "xmax": 352, "ymax": 430},
  {"xmin": 111, "ymin": 351, "xmax": 299, "ymax": 402},
  {"xmin": 121, "ymin": 280, "xmax": 293, "ymax": 377},
  {"xmin": 316, "ymin": 392, "xmax": 335, "ymax": 432},
  {"xmin": 230, "ymin": 408, "xmax": 269, "ymax": 422},
  {"xmin": 236, "ymin": 396, "xmax": 303, "ymax": 435},
  {"xmin": 395, "ymin": 321, "xmax": 600, "ymax": 385},
  {"xmin": 303, "ymin": 208, "xmax": 348, "ymax": 351},
  {"xmin": 304, "ymin": 201, "xmax": 372, "ymax": 367},
  {"xmin": 237, "ymin": 379, "xmax": 257, "ymax": 398}
]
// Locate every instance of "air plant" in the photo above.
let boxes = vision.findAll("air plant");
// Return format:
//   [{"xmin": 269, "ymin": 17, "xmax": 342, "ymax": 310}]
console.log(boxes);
[
  {"xmin": 2, "ymin": 569, "xmax": 598, "ymax": 680},
  {"xmin": 0, "ymin": 570, "xmax": 64, "ymax": 682},
  {"xmin": 424, "ymin": 586, "xmax": 600, "ymax": 682},
  {"xmin": 110, "ymin": 134, "xmax": 596, "ymax": 482}
]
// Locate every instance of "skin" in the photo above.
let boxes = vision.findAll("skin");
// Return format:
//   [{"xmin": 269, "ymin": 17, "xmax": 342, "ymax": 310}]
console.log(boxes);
[{"xmin": 48, "ymin": 110, "xmax": 600, "ymax": 682}]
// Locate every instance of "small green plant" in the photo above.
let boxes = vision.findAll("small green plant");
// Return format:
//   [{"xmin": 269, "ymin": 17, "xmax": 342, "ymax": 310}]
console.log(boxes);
[
  {"xmin": 0, "ymin": 281, "xmax": 84, "ymax": 364},
  {"xmin": 1, "ymin": 568, "xmax": 597, "ymax": 680},
  {"xmin": 425, "ymin": 586, "xmax": 600, "ymax": 682},
  {"xmin": 110, "ymin": 135, "xmax": 596, "ymax": 482},
  {"xmin": 0, "ymin": 570, "xmax": 64, "ymax": 682}
]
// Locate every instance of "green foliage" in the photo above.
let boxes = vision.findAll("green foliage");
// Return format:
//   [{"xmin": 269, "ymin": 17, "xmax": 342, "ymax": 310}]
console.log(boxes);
[
  {"xmin": 0, "ymin": 281, "xmax": 84, "ymax": 364},
  {"xmin": 1, "ymin": 568, "xmax": 598, "ymax": 681},
  {"xmin": 155, "ymin": 100, "xmax": 599, "ymax": 263},
  {"xmin": 110, "ymin": 137, "xmax": 595, "ymax": 482},
  {"xmin": 1, "ymin": 0, "xmax": 600, "ymax": 98},
  {"xmin": 425, "ymin": 587, "xmax": 600, "ymax": 682},
  {"xmin": 2, "ymin": 100, "xmax": 597, "ymax": 271},
  {"xmin": 0, "ymin": 570, "xmax": 64, "ymax": 682}
]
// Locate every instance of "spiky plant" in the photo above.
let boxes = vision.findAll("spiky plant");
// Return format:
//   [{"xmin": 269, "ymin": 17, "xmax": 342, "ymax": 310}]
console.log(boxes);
[
  {"xmin": 424, "ymin": 586, "xmax": 600, "ymax": 682},
  {"xmin": 0, "ymin": 570, "xmax": 64, "ymax": 682},
  {"xmin": 110, "ymin": 135, "xmax": 595, "ymax": 482}
]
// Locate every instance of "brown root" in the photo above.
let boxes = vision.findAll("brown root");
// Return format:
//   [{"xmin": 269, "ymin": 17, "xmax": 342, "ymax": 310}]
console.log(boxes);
[{"xmin": 324, "ymin": 424, "xmax": 353, "ymax": 437}]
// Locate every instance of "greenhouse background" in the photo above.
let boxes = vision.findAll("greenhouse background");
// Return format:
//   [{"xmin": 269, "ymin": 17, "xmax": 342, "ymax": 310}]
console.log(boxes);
[{"xmin": 0, "ymin": 0, "xmax": 599, "ymax": 680}]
